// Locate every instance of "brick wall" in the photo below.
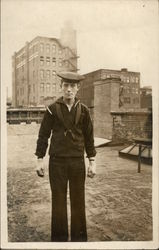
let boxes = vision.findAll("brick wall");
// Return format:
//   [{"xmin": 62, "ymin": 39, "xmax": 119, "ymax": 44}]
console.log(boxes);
[
  {"xmin": 94, "ymin": 80, "xmax": 112, "ymax": 139},
  {"xmin": 94, "ymin": 78, "xmax": 121, "ymax": 139},
  {"xmin": 140, "ymin": 95, "xmax": 152, "ymax": 108},
  {"xmin": 111, "ymin": 110, "xmax": 152, "ymax": 142}
]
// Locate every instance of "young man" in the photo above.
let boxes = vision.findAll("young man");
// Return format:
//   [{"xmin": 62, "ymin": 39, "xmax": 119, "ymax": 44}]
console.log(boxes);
[{"xmin": 35, "ymin": 71, "xmax": 96, "ymax": 242}]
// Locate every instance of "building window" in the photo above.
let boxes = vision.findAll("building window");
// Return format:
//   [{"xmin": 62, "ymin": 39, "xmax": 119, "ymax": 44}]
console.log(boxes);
[
  {"xmin": 65, "ymin": 61, "xmax": 69, "ymax": 67},
  {"xmin": 33, "ymin": 70, "xmax": 36, "ymax": 78},
  {"xmin": 46, "ymin": 83, "xmax": 51, "ymax": 92},
  {"xmin": 33, "ymin": 84, "xmax": 35, "ymax": 93},
  {"xmin": 126, "ymin": 77, "xmax": 130, "ymax": 83},
  {"xmin": 52, "ymin": 83, "xmax": 56, "ymax": 92},
  {"xmin": 59, "ymin": 49, "xmax": 62, "ymax": 55},
  {"xmin": 59, "ymin": 59, "xmax": 62, "ymax": 67},
  {"xmin": 46, "ymin": 44, "xmax": 50, "ymax": 54},
  {"xmin": 124, "ymin": 86, "xmax": 130, "ymax": 94},
  {"xmin": 29, "ymin": 85, "xmax": 32, "ymax": 94},
  {"xmin": 101, "ymin": 73, "xmax": 106, "ymax": 79},
  {"xmin": 52, "ymin": 75, "xmax": 56, "ymax": 83},
  {"xmin": 52, "ymin": 57, "xmax": 56, "ymax": 66},
  {"xmin": 132, "ymin": 87, "xmax": 135, "ymax": 94},
  {"xmin": 52, "ymin": 70, "xmax": 56, "ymax": 78},
  {"xmin": 40, "ymin": 56, "xmax": 44, "ymax": 66},
  {"xmin": 133, "ymin": 97, "xmax": 139, "ymax": 104},
  {"xmin": 124, "ymin": 97, "xmax": 131, "ymax": 104},
  {"xmin": 136, "ymin": 88, "xmax": 139, "ymax": 94},
  {"xmin": 33, "ymin": 57, "xmax": 35, "ymax": 66},
  {"xmin": 21, "ymin": 53, "xmax": 25, "ymax": 61},
  {"xmin": 46, "ymin": 70, "xmax": 50, "ymax": 78},
  {"xmin": 131, "ymin": 77, "xmax": 135, "ymax": 83},
  {"xmin": 46, "ymin": 57, "xmax": 50, "ymax": 66},
  {"xmin": 52, "ymin": 44, "xmax": 56, "ymax": 54},
  {"xmin": 122, "ymin": 76, "xmax": 126, "ymax": 82},
  {"xmin": 40, "ymin": 83, "xmax": 44, "ymax": 92},
  {"xmin": 123, "ymin": 86, "xmax": 129, "ymax": 93},
  {"xmin": 40, "ymin": 96, "xmax": 44, "ymax": 104},
  {"xmin": 35, "ymin": 44, "xmax": 38, "ymax": 51},
  {"xmin": 40, "ymin": 70, "xmax": 44, "ymax": 79},
  {"xmin": 40, "ymin": 43, "xmax": 44, "ymax": 52},
  {"xmin": 136, "ymin": 77, "xmax": 139, "ymax": 83},
  {"xmin": 33, "ymin": 96, "xmax": 35, "ymax": 103}
]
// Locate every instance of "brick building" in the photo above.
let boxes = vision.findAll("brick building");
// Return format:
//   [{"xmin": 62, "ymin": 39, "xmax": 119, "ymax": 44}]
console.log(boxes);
[
  {"xmin": 78, "ymin": 68, "xmax": 140, "ymax": 110},
  {"xmin": 92, "ymin": 75, "xmax": 151, "ymax": 141},
  {"xmin": 12, "ymin": 25, "xmax": 78, "ymax": 107},
  {"xmin": 78, "ymin": 68, "xmax": 142, "ymax": 139}
]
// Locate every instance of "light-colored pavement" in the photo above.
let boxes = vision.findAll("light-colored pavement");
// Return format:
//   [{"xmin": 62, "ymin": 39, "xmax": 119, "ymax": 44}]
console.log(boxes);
[{"xmin": 7, "ymin": 124, "xmax": 152, "ymax": 242}]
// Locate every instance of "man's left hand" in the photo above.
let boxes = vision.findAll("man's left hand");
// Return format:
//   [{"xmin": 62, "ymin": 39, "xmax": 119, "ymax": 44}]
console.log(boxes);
[{"xmin": 87, "ymin": 159, "xmax": 96, "ymax": 178}]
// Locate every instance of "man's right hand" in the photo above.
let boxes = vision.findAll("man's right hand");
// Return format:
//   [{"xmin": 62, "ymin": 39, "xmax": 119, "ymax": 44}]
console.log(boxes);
[{"xmin": 36, "ymin": 158, "xmax": 45, "ymax": 177}]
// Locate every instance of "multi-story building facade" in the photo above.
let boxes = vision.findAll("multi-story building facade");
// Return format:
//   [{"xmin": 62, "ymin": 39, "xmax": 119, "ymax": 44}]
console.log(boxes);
[
  {"xmin": 12, "ymin": 27, "xmax": 78, "ymax": 107},
  {"xmin": 77, "ymin": 68, "xmax": 141, "ymax": 139},
  {"xmin": 78, "ymin": 68, "xmax": 140, "ymax": 110}
]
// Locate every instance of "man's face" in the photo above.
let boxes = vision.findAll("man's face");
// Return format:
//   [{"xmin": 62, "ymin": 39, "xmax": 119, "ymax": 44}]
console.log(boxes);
[{"xmin": 61, "ymin": 81, "xmax": 79, "ymax": 100}]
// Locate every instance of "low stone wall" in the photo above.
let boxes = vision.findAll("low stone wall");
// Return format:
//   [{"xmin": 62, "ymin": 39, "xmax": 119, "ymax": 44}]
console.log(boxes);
[{"xmin": 111, "ymin": 110, "xmax": 152, "ymax": 142}]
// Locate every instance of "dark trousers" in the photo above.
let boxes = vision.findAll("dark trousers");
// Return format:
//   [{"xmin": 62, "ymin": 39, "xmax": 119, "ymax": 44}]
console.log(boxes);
[{"xmin": 49, "ymin": 156, "xmax": 87, "ymax": 242}]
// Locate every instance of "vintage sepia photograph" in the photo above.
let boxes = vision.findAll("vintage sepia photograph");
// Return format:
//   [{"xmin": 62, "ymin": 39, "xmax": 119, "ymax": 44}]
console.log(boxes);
[{"xmin": 1, "ymin": 0, "xmax": 159, "ymax": 249}]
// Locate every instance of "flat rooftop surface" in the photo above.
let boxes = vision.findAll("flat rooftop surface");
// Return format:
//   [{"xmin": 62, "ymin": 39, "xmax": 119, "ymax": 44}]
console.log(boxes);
[
  {"xmin": 7, "ymin": 124, "xmax": 152, "ymax": 242},
  {"xmin": 94, "ymin": 137, "xmax": 111, "ymax": 147}
]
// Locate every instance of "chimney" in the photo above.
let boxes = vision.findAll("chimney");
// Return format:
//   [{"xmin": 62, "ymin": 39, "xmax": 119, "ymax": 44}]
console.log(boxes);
[
  {"xmin": 121, "ymin": 68, "xmax": 128, "ymax": 72},
  {"xmin": 60, "ymin": 21, "xmax": 77, "ymax": 54}
]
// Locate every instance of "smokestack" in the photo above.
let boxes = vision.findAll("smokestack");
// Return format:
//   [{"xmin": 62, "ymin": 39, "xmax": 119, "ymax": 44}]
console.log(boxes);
[{"xmin": 60, "ymin": 21, "xmax": 77, "ymax": 54}]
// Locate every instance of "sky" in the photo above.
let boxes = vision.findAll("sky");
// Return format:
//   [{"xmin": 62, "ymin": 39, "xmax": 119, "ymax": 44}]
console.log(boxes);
[{"xmin": 1, "ymin": 0, "xmax": 159, "ymax": 98}]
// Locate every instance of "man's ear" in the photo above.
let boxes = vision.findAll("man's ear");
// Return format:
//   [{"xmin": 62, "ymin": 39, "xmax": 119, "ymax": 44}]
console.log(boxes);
[
  {"xmin": 77, "ymin": 83, "xmax": 81, "ymax": 90},
  {"xmin": 60, "ymin": 80, "xmax": 63, "ymax": 88}
]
